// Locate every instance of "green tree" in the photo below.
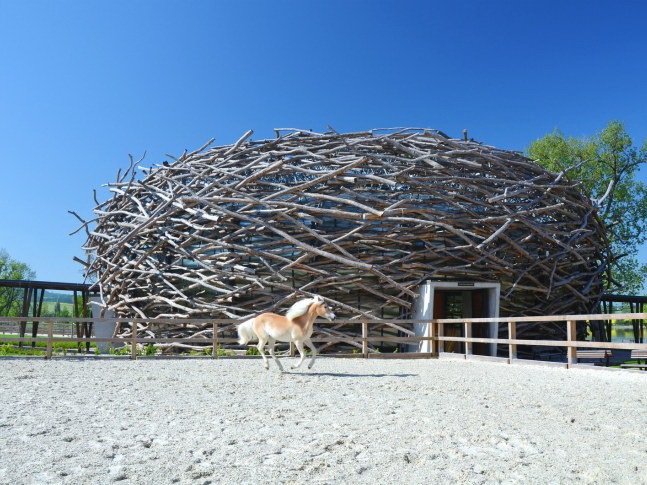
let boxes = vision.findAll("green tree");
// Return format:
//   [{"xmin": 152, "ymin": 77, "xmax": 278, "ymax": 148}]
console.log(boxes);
[
  {"xmin": 527, "ymin": 121, "xmax": 647, "ymax": 294},
  {"xmin": 0, "ymin": 249, "xmax": 37, "ymax": 315}
]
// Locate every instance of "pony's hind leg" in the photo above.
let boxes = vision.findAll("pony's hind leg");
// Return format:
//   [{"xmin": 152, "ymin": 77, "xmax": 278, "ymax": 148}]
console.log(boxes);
[
  {"xmin": 304, "ymin": 338, "xmax": 318, "ymax": 369},
  {"xmin": 292, "ymin": 340, "xmax": 307, "ymax": 369},
  {"xmin": 256, "ymin": 337, "xmax": 269, "ymax": 370},
  {"xmin": 267, "ymin": 338, "xmax": 284, "ymax": 372}
]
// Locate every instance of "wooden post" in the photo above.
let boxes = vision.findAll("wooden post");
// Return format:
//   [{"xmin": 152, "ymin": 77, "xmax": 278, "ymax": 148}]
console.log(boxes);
[
  {"xmin": 438, "ymin": 322, "xmax": 445, "ymax": 353},
  {"xmin": 45, "ymin": 321, "xmax": 53, "ymax": 360},
  {"xmin": 428, "ymin": 319, "xmax": 437, "ymax": 355},
  {"xmin": 19, "ymin": 287, "xmax": 30, "ymax": 348},
  {"xmin": 82, "ymin": 291, "xmax": 91, "ymax": 353},
  {"xmin": 212, "ymin": 322, "xmax": 218, "ymax": 359},
  {"xmin": 464, "ymin": 320, "xmax": 472, "ymax": 356},
  {"xmin": 32, "ymin": 288, "xmax": 44, "ymax": 348},
  {"xmin": 566, "ymin": 320, "xmax": 577, "ymax": 368},
  {"xmin": 508, "ymin": 321, "xmax": 517, "ymax": 362},
  {"xmin": 131, "ymin": 322, "xmax": 137, "ymax": 360},
  {"xmin": 74, "ymin": 290, "xmax": 82, "ymax": 353},
  {"xmin": 641, "ymin": 302, "xmax": 645, "ymax": 344},
  {"xmin": 362, "ymin": 321, "xmax": 368, "ymax": 357}
]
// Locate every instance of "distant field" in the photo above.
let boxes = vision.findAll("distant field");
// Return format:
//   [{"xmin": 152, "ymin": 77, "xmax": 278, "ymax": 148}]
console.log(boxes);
[
  {"xmin": 40, "ymin": 302, "xmax": 75, "ymax": 315},
  {"xmin": 42, "ymin": 291, "xmax": 75, "ymax": 304},
  {"xmin": 7, "ymin": 302, "xmax": 77, "ymax": 317},
  {"xmin": 19, "ymin": 302, "xmax": 77, "ymax": 317}
]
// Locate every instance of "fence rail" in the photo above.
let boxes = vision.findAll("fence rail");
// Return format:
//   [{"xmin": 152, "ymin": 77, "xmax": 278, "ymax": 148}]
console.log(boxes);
[{"xmin": 1, "ymin": 313, "xmax": 646, "ymax": 368}]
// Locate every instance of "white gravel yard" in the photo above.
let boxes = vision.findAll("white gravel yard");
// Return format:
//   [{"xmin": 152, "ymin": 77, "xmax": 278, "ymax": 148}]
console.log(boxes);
[{"xmin": 1, "ymin": 357, "xmax": 647, "ymax": 484}]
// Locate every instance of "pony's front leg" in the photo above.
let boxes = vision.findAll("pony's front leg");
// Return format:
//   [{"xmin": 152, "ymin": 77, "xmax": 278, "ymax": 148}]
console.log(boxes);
[
  {"xmin": 267, "ymin": 338, "xmax": 284, "ymax": 372},
  {"xmin": 305, "ymin": 338, "xmax": 318, "ymax": 369},
  {"xmin": 256, "ymin": 338, "xmax": 269, "ymax": 370},
  {"xmin": 292, "ymin": 340, "xmax": 307, "ymax": 369}
]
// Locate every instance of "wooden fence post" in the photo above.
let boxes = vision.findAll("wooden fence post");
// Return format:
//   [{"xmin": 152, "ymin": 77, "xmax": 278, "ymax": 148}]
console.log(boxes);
[
  {"xmin": 45, "ymin": 321, "xmax": 53, "ymax": 360},
  {"xmin": 508, "ymin": 321, "xmax": 517, "ymax": 362},
  {"xmin": 566, "ymin": 320, "xmax": 577, "ymax": 368},
  {"xmin": 438, "ymin": 322, "xmax": 445, "ymax": 353},
  {"xmin": 428, "ymin": 319, "xmax": 436, "ymax": 355},
  {"xmin": 212, "ymin": 322, "xmax": 218, "ymax": 359},
  {"xmin": 464, "ymin": 320, "xmax": 472, "ymax": 356},
  {"xmin": 362, "ymin": 321, "xmax": 368, "ymax": 357},
  {"xmin": 131, "ymin": 322, "xmax": 137, "ymax": 360}
]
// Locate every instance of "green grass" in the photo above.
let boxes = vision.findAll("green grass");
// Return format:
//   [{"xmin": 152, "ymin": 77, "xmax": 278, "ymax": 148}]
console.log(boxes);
[
  {"xmin": 194, "ymin": 346, "xmax": 235, "ymax": 357},
  {"xmin": 0, "ymin": 334, "xmax": 238, "ymax": 358},
  {"xmin": 0, "ymin": 344, "xmax": 45, "ymax": 356},
  {"xmin": 611, "ymin": 359, "xmax": 647, "ymax": 369},
  {"xmin": 34, "ymin": 302, "xmax": 76, "ymax": 316},
  {"xmin": 0, "ymin": 333, "xmax": 98, "ymax": 356},
  {"xmin": 0, "ymin": 333, "xmax": 80, "ymax": 348}
]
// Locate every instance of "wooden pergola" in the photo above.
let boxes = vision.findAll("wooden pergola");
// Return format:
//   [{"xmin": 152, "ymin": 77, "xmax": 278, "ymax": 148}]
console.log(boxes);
[
  {"xmin": 600, "ymin": 294, "xmax": 647, "ymax": 343},
  {"xmin": 0, "ymin": 279, "xmax": 98, "ymax": 350}
]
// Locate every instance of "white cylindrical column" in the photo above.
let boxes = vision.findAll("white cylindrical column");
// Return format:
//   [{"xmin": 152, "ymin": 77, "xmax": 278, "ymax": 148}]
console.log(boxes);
[{"xmin": 89, "ymin": 296, "xmax": 118, "ymax": 353}]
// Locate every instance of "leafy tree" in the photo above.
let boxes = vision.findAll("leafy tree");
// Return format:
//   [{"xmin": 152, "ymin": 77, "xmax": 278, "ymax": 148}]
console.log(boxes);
[
  {"xmin": 527, "ymin": 121, "xmax": 647, "ymax": 294},
  {"xmin": 0, "ymin": 249, "xmax": 36, "ymax": 315}
]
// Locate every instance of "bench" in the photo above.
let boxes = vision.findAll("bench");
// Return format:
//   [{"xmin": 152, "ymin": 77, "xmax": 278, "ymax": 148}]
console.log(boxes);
[
  {"xmin": 577, "ymin": 349, "xmax": 612, "ymax": 366},
  {"xmin": 620, "ymin": 350, "xmax": 647, "ymax": 370}
]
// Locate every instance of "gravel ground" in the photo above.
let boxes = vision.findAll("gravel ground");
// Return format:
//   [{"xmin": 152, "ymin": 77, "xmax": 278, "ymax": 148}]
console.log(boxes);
[{"xmin": 1, "ymin": 357, "xmax": 647, "ymax": 484}]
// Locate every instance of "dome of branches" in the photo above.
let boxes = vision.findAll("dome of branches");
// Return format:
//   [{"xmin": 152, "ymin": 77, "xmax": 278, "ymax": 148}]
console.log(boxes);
[{"xmin": 77, "ymin": 128, "xmax": 610, "ymax": 321}]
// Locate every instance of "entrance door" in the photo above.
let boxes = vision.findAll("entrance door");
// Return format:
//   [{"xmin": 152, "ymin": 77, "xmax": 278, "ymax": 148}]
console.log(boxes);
[{"xmin": 434, "ymin": 289, "xmax": 489, "ymax": 355}]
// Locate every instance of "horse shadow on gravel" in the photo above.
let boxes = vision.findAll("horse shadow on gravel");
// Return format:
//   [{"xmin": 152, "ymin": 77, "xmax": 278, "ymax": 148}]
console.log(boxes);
[{"xmin": 287, "ymin": 372, "xmax": 418, "ymax": 378}]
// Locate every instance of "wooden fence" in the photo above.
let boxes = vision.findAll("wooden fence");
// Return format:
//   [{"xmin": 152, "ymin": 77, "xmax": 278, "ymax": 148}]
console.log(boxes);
[{"xmin": 1, "ymin": 313, "xmax": 647, "ymax": 369}]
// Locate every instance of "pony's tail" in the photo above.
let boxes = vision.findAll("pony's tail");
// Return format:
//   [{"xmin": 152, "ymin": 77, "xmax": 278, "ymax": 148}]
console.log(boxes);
[{"xmin": 237, "ymin": 318, "xmax": 256, "ymax": 345}]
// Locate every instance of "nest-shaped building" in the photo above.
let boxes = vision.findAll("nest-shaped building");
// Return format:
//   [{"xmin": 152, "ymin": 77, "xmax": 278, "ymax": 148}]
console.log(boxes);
[{"xmin": 78, "ymin": 128, "xmax": 610, "ymax": 352}]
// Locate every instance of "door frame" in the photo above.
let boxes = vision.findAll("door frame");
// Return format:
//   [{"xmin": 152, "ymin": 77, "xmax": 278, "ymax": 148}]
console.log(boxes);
[{"xmin": 412, "ymin": 281, "xmax": 501, "ymax": 356}]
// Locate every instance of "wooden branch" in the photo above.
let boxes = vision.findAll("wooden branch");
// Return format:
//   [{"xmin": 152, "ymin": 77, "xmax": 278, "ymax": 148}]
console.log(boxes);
[{"xmin": 75, "ymin": 128, "xmax": 611, "ymax": 350}]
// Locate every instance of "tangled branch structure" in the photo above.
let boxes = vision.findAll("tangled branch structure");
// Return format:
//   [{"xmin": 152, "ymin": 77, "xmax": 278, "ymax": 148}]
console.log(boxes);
[{"xmin": 74, "ymin": 128, "xmax": 610, "ymax": 350}]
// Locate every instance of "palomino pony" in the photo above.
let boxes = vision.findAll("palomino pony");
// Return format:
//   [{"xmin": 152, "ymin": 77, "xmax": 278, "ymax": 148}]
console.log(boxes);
[{"xmin": 237, "ymin": 295, "xmax": 335, "ymax": 371}]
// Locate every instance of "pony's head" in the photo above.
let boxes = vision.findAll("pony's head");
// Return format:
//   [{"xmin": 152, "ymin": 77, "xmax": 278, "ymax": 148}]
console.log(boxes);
[
  {"xmin": 285, "ymin": 295, "xmax": 335, "ymax": 321},
  {"xmin": 311, "ymin": 295, "xmax": 335, "ymax": 321}
]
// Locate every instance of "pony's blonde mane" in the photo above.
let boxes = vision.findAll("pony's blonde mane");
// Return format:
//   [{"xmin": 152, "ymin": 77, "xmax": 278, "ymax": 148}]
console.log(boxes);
[{"xmin": 285, "ymin": 295, "xmax": 322, "ymax": 320}]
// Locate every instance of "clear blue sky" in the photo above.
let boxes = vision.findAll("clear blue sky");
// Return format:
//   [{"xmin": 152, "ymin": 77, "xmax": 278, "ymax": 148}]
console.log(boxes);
[{"xmin": 1, "ymin": 0, "xmax": 646, "ymax": 285}]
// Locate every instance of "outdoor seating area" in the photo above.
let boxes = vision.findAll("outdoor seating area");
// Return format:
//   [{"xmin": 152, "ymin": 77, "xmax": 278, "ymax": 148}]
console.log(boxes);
[
  {"xmin": 576, "ymin": 349, "xmax": 612, "ymax": 366},
  {"xmin": 620, "ymin": 350, "xmax": 647, "ymax": 370}
]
